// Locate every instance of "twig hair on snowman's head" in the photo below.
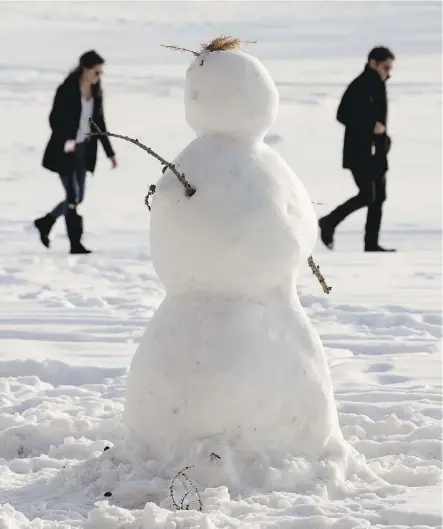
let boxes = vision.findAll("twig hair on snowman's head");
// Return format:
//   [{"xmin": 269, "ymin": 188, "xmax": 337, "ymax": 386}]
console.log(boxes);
[
  {"xmin": 161, "ymin": 36, "xmax": 256, "ymax": 57},
  {"xmin": 201, "ymin": 36, "xmax": 241, "ymax": 53}
]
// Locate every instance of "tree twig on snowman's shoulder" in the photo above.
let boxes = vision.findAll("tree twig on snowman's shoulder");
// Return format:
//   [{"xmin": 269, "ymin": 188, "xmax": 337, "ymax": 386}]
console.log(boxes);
[
  {"xmin": 307, "ymin": 255, "xmax": 332, "ymax": 294},
  {"xmin": 145, "ymin": 184, "xmax": 157, "ymax": 211},
  {"xmin": 88, "ymin": 119, "xmax": 196, "ymax": 198}
]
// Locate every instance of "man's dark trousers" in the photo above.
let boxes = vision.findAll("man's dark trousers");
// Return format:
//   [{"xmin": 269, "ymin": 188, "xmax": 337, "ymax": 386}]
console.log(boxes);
[{"xmin": 326, "ymin": 168, "xmax": 386, "ymax": 247}]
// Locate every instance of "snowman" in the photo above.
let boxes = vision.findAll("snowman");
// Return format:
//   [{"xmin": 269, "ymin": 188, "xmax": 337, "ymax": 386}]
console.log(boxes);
[{"xmin": 123, "ymin": 37, "xmax": 349, "ymax": 492}]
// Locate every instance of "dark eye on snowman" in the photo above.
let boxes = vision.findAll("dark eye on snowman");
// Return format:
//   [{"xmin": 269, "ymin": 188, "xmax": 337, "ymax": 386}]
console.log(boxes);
[{"xmin": 200, "ymin": 59, "xmax": 204, "ymax": 66}]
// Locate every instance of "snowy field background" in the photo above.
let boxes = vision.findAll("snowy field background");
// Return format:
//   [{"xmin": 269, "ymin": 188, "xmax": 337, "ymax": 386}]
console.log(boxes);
[{"xmin": 0, "ymin": 1, "xmax": 441, "ymax": 527}]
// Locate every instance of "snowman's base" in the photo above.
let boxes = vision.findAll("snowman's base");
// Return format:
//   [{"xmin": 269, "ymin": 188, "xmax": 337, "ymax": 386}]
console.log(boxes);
[
  {"xmin": 124, "ymin": 294, "xmax": 343, "ymax": 460},
  {"xmin": 121, "ymin": 431, "xmax": 382, "ymax": 502},
  {"xmin": 122, "ymin": 293, "xmax": 384, "ymax": 498}
]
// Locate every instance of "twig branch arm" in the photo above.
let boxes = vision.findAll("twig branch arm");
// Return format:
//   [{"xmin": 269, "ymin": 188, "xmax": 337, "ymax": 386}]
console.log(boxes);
[
  {"xmin": 307, "ymin": 256, "xmax": 332, "ymax": 294},
  {"xmin": 88, "ymin": 119, "xmax": 196, "ymax": 197}
]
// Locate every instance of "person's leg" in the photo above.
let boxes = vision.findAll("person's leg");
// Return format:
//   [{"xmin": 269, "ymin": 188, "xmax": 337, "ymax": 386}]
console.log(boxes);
[
  {"xmin": 34, "ymin": 173, "xmax": 71, "ymax": 248},
  {"xmin": 65, "ymin": 143, "xmax": 91, "ymax": 254},
  {"xmin": 75, "ymin": 143, "xmax": 87, "ymax": 206},
  {"xmin": 50, "ymin": 174, "xmax": 70, "ymax": 219},
  {"xmin": 319, "ymin": 170, "xmax": 373, "ymax": 249},
  {"xmin": 364, "ymin": 172, "xmax": 394, "ymax": 251},
  {"xmin": 364, "ymin": 173, "xmax": 385, "ymax": 247}
]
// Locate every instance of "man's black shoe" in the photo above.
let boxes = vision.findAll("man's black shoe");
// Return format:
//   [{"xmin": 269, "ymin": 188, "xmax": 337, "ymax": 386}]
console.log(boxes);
[
  {"xmin": 364, "ymin": 244, "xmax": 396, "ymax": 252},
  {"xmin": 318, "ymin": 217, "xmax": 335, "ymax": 250}
]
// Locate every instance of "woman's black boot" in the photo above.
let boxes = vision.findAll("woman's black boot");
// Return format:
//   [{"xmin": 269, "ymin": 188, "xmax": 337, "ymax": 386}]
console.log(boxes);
[
  {"xmin": 65, "ymin": 208, "xmax": 91, "ymax": 254},
  {"xmin": 34, "ymin": 213, "xmax": 56, "ymax": 248}
]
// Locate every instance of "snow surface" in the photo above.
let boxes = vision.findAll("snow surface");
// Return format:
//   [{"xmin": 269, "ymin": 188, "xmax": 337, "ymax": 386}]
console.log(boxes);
[{"xmin": 0, "ymin": 1, "xmax": 442, "ymax": 528}]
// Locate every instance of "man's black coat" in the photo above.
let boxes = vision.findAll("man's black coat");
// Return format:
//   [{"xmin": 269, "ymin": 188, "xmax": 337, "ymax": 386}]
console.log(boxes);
[
  {"xmin": 337, "ymin": 65, "xmax": 390, "ymax": 174},
  {"xmin": 42, "ymin": 72, "xmax": 115, "ymax": 176}
]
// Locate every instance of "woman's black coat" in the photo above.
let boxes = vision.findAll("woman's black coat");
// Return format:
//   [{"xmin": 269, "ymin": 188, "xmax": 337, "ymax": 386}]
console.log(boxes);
[{"xmin": 42, "ymin": 72, "xmax": 115, "ymax": 176}]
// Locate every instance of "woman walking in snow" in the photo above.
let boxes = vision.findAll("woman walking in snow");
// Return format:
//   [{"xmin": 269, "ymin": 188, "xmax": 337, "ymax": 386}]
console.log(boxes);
[{"xmin": 34, "ymin": 50, "xmax": 117, "ymax": 254}]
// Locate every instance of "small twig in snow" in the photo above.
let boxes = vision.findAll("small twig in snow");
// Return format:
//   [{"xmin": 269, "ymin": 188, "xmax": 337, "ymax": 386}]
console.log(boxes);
[
  {"xmin": 307, "ymin": 255, "xmax": 332, "ymax": 295},
  {"xmin": 88, "ymin": 119, "xmax": 196, "ymax": 198},
  {"xmin": 170, "ymin": 465, "xmax": 203, "ymax": 512}
]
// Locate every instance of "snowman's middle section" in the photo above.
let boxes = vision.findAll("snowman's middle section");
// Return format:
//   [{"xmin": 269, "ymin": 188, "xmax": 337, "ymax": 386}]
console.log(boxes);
[{"xmin": 150, "ymin": 134, "xmax": 318, "ymax": 301}]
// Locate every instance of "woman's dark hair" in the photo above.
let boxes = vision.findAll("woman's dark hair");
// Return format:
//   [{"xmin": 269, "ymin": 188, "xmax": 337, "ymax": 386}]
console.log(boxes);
[
  {"xmin": 72, "ymin": 50, "xmax": 105, "ymax": 75},
  {"xmin": 67, "ymin": 50, "xmax": 105, "ymax": 96},
  {"xmin": 367, "ymin": 46, "xmax": 395, "ymax": 63}
]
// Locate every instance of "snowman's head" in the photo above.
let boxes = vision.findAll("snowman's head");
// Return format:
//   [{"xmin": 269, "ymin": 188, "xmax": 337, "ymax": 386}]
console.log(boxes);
[{"xmin": 184, "ymin": 43, "xmax": 279, "ymax": 141}]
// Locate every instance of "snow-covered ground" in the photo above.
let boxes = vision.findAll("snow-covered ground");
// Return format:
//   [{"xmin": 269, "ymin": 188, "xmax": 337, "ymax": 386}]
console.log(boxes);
[{"xmin": 0, "ymin": 1, "xmax": 441, "ymax": 527}]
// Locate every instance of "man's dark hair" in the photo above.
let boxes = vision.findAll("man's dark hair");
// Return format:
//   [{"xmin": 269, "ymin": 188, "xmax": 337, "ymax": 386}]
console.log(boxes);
[{"xmin": 368, "ymin": 46, "xmax": 395, "ymax": 63}]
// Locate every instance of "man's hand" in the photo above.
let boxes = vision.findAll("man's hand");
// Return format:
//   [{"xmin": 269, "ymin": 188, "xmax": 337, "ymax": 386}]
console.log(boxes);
[
  {"xmin": 110, "ymin": 157, "xmax": 117, "ymax": 169},
  {"xmin": 64, "ymin": 139, "xmax": 76, "ymax": 153},
  {"xmin": 373, "ymin": 122, "xmax": 386, "ymax": 135}
]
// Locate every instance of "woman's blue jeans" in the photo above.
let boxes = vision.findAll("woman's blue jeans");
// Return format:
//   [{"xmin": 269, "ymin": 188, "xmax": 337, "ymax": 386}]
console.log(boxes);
[{"xmin": 51, "ymin": 142, "xmax": 87, "ymax": 219}]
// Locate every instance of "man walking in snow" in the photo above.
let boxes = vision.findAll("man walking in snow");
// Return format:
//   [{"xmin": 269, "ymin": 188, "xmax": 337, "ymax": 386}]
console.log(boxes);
[{"xmin": 319, "ymin": 46, "xmax": 396, "ymax": 252}]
